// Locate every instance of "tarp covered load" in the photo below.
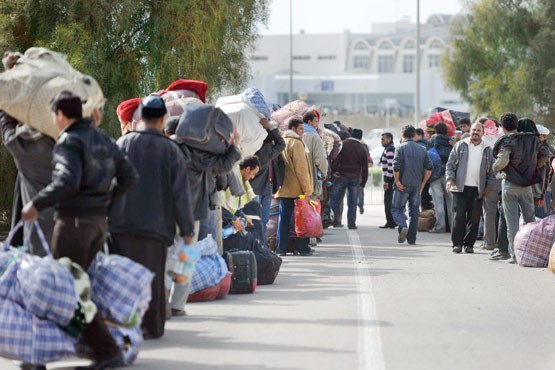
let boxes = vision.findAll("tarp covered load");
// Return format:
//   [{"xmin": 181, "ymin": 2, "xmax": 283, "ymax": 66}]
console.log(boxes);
[
  {"xmin": 216, "ymin": 94, "xmax": 268, "ymax": 156},
  {"xmin": 0, "ymin": 47, "xmax": 105, "ymax": 138},
  {"xmin": 271, "ymin": 100, "xmax": 310, "ymax": 134}
]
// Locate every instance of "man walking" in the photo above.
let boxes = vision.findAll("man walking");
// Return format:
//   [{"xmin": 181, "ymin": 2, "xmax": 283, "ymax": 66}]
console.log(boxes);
[
  {"xmin": 446, "ymin": 122, "xmax": 495, "ymax": 253},
  {"xmin": 493, "ymin": 113, "xmax": 549, "ymax": 263},
  {"xmin": 109, "ymin": 95, "xmax": 196, "ymax": 339},
  {"xmin": 275, "ymin": 118, "xmax": 313, "ymax": 256},
  {"xmin": 391, "ymin": 125, "xmax": 432, "ymax": 244},
  {"xmin": 379, "ymin": 132, "xmax": 396, "ymax": 229},
  {"xmin": 329, "ymin": 128, "xmax": 368, "ymax": 230},
  {"xmin": 22, "ymin": 91, "xmax": 138, "ymax": 369}
]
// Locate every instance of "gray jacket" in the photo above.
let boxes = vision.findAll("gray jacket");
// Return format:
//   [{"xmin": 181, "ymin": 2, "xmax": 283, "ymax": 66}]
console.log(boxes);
[
  {"xmin": 393, "ymin": 139, "xmax": 432, "ymax": 187},
  {"xmin": 446, "ymin": 138, "xmax": 495, "ymax": 198}
]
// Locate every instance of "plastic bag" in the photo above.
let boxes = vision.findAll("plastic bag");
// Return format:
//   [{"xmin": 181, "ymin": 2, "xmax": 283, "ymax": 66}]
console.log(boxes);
[
  {"xmin": 166, "ymin": 240, "xmax": 201, "ymax": 285},
  {"xmin": 294, "ymin": 197, "xmax": 323, "ymax": 238}
]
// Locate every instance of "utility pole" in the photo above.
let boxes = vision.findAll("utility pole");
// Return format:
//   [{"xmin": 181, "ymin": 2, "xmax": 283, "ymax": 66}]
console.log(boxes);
[
  {"xmin": 289, "ymin": 0, "xmax": 293, "ymax": 102},
  {"xmin": 415, "ymin": 0, "xmax": 421, "ymax": 124}
]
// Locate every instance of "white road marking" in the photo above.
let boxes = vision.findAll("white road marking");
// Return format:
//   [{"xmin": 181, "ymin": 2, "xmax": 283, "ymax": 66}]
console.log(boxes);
[{"xmin": 348, "ymin": 230, "xmax": 386, "ymax": 370}]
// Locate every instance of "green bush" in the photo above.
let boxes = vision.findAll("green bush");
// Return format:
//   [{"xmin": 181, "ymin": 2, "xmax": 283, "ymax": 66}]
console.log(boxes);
[{"xmin": 369, "ymin": 167, "xmax": 383, "ymax": 187}]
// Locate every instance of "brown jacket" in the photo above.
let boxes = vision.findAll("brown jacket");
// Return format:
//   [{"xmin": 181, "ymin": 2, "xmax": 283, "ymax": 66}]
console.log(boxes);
[{"xmin": 275, "ymin": 130, "xmax": 313, "ymax": 198}]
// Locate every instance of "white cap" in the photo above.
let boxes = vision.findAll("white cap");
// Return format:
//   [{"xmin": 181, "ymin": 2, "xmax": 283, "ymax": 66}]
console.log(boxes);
[{"xmin": 536, "ymin": 124, "xmax": 550, "ymax": 135}]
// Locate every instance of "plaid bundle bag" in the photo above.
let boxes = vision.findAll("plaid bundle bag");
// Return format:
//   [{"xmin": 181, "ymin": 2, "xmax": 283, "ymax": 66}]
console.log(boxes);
[
  {"xmin": 0, "ymin": 248, "xmax": 24, "ymax": 301},
  {"xmin": 514, "ymin": 215, "xmax": 555, "ymax": 267},
  {"xmin": 0, "ymin": 299, "xmax": 76, "ymax": 364},
  {"xmin": 88, "ymin": 252, "xmax": 154, "ymax": 327},
  {"xmin": 548, "ymin": 243, "xmax": 555, "ymax": 275},
  {"xmin": 191, "ymin": 236, "xmax": 228, "ymax": 293}
]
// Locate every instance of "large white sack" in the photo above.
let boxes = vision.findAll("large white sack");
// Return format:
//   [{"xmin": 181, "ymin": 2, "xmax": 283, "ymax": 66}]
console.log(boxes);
[
  {"xmin": 0, "ymin": 47, "xmax": 104, "ymax": 139},
  {"xmin": 216, "ymin": 94, "xmax": 267, "ymax": 156}
]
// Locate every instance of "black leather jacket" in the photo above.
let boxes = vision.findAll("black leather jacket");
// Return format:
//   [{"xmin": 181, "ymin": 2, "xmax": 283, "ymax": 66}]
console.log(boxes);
[{"xmin": 33, "ymin": 118, "xmax": 138, "ymax": 217}]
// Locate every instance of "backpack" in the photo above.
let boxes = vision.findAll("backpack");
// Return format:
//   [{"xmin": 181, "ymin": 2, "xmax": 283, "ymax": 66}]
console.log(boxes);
[
  {"xmin": 0, "ymin": 47, "xmax": 104, "ymax": 139},
  {"xmin": 428, "ymin": 147, "xmax": 445, "ymax": 183}
]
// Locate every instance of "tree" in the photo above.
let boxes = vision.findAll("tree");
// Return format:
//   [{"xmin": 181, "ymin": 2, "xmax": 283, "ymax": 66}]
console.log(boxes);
[
  {"xmin": 443, "ymin": 0, "xmax": 555, "ymax": 125},
  {"xmin": 0, "ymin": 0, "xmax": 270, "ymax": 229}
]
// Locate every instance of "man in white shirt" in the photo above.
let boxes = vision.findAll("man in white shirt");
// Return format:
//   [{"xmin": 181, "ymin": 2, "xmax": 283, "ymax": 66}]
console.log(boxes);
[{"xmin": 446, "ymin": 123, "xmax": 495, "ymax": 253}]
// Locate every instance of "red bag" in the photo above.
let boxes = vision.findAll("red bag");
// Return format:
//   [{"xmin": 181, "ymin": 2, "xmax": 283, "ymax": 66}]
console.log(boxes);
[{"xmin": 294, "ymin": 198, "xmax": 323, "ymax": 238}]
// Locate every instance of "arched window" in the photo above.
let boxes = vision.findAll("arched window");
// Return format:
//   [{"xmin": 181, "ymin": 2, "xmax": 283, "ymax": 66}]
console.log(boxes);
[
  {"xmin": 378, "ymin": 41, "xmax": 393, "ymax": 50},
  {"xmin": 354, "ymin": 42, "xmax": 369, "ymax": 50},
  {"xmin": 404, "ymin": 40, "xmax": 416, "ymax": 49},
  {"xmin": 429, "ymin": 40, "xmax": 444, "ymax": 49}
]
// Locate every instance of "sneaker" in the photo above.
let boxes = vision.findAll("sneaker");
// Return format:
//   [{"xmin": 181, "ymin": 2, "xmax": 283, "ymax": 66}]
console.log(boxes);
[
  {"xmin": 507, "ymin": 256, "xmax": 517, "ymax": 264},
  {"xmin": 465, "ymin": 247, "xmax": 474, "ymax": 254},
  {"xmin": 489, "ymin": 252, "xmax": 510, "ymax": 261},
  {"xmin": 379, "ymin": 224, "xmax": 396, "ymax": 229},
  {"xmin": 398, "ymin": 227, "xmax": 409, "ymax": 243},
  {"xmin": 359, "ymin": 206, "xmax": 364, "ymax": 215},
  {"xmin": 452, "ymin": 245, "xmax": 462, "ymax": 253},
  {"xmin": 490, "ymin": 249, "xmax": 500, "ymax": 256}
]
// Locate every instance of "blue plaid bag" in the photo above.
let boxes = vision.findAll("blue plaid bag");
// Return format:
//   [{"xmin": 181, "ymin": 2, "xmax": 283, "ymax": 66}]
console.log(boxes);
[
  {"xmin": 243, "ymin": 87, "xmax": 271, "ymax": 119},
  {"xmin": 0, "ymin": 248, "xmax": 24, "ymax": 301},
  {"xmin": 0, "ymin": 299, "xmax": 76, "ymax": 364},
  {"xmin": 88, "ymin": 252, "xmax": 154, "ymax": 327},
  {"xmin": 191, "ymin": 236, "xmax": 228, "ymax": 293}
]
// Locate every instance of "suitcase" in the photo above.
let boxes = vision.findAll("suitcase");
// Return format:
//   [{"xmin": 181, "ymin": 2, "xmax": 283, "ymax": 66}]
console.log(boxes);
[
  {"xmin": 223, "ymin": 251, "xmax": 257, "ymax": 294},
  {"xmin": 251, "ymin": 240, "xmax": 282, "ymax": 285}
]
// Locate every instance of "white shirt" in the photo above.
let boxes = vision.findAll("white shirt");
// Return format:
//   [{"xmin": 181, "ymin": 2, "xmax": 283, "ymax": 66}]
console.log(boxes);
[{"xmin": 464, "ymin": 140, "xmax": 484, "ymax": 187}]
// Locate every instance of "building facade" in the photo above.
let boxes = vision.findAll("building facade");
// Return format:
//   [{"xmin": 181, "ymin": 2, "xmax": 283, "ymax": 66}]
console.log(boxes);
[{"xmin": 248, "ymin": 14, "xmax": 468, "ymax": 118}]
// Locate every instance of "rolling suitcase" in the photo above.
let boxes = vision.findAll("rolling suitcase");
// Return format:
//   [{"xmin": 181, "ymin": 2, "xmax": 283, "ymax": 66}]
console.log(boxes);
[{"xmin": 223, "ymin": 250, "xmax": 257, "ymax": 294}]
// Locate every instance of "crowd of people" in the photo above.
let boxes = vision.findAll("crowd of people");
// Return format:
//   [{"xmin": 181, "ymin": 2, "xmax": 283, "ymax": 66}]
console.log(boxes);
[{"xmin": 380, "ymin": 115, "xmax": 554, "ymax": 264}]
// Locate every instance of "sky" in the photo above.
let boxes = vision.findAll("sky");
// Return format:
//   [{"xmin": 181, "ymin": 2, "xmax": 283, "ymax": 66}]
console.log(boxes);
[{"xmin": 261, "ymin": 0, "xmax": 465, "ymax": 34}]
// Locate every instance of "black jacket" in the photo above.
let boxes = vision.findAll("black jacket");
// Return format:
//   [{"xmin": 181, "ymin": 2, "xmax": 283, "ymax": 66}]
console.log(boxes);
[
  {"xmin": 332, "ymin": 138, "xmax": 369, "ymax": 187},
  {"xmin": 109, "ymin": 129, "xmax": 194, "ymax": 245},
  {"xmin": 33, "ymin": 119, "xmax": 138, "ymax": 217},
  {"xmin": 493, "ymin": 133, "xmax": 550, "ymax": 187},
  {"xmin": 183, "ymin": 144, "xmax": 242, "ymax": 221},
  {"xmin": 250, "ymin": 128, "xmax": 286, "ymax": 196}
]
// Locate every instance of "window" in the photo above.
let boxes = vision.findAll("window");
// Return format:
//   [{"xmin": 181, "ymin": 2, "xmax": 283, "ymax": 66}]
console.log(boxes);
[
  {"xmin": 404, "ymin": 40, "xmax": 416, "ymax": 49},
  {"xmin": 293, "ymin": 55, "xmax": 311, "ymax": 61},
  {"xmin": 428, "ymin": 54, "xmax": 441, "ymax": 68},
  {"xmin": 378, "ymin": 41, "xmax": 393, "ymax": 50},
  {"xmin": 378, "ymin": 55, "xmax": 395, "ymax": 73},
  {"xmin": 429, "ymin": 40, "xmax": 444, "ymax": 49},
  {"xmin": 403, "ymin": 55, "xmax": 415, "ymax": 73},
  {"xmin": 250, "ymin": 55, "xmax": 268, "ymax": 61},
  {"xmin": 353, "ymin": 55, "xmax": 369, "ymax": 69},
  {"xmin": 317, "ymin": 55, "xmax": 337, "ymax": 61},
  {"xmin": 354, "ymin": 42, "xmax": 369, "ymax": 50}
]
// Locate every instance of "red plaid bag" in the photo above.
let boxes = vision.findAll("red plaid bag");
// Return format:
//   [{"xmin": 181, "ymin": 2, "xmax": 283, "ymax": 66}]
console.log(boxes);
[{"xmin": 514, "ymin": 215, "xmax": 555, "ymax": 267}]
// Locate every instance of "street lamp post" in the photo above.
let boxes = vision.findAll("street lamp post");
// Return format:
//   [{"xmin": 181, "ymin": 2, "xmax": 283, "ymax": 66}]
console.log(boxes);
[
  {"xmin": 415, "ymin": 0, "xmax": 421, "ymax": 124},
  {"xmin": 289, "ymin": 0, "xmax": 293, "ymax": 102}
]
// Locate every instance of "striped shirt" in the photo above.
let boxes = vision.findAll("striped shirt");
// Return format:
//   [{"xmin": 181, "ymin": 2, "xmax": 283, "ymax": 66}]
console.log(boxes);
[{"xmin": 380, "ymin": 143, "xmax": 395, "ymax": 180}]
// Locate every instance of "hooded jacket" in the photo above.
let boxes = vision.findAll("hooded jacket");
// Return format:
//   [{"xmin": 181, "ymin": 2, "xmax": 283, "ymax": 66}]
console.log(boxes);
[{"xmin": 275, "ymin": 130, "xmax": 313, "ymax": 198}]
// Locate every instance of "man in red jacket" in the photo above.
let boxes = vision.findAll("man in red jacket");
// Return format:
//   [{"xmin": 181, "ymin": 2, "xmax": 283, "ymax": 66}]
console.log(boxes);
[{"xmin": 328, "ymin": 128, "xmax": 369, "ymax": 230}]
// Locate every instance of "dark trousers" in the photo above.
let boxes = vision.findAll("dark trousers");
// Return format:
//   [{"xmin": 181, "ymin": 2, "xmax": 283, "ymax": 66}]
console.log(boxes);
[
  {"xmin": 51, "ymin": 216, "xmax": 119, "ymax": 360},
  {"xmin": 276, "ymin": 198, "xmax": 309, "ymax": 254},
  {"xmin": 383, "ymin": 178, "xmax": 395, "ymax": 226},
  {"xmin": 421, "ymin": 182, "xmax": 434, "ymax": 210},
  {"xmin": 110, "ymin": 233, "xmax": 167, "ymax": 339},
  {"xmin": 357, "ymin": 186, "xmax": 364, "ymax": 208},
  {"xmin": 497, "ymin": 200, "xmax": 509, "ymax": 254},
  {"xmin": 329, "ymin": 176, "xmax": 360, "ymax": 228},
  {"xmin": 451, "ymin": 187, "xmax": 483, "ymax": 248}
]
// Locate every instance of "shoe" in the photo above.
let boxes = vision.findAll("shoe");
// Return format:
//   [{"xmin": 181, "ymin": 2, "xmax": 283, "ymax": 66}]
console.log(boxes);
[
  {"xmin": 20, "ymin": 364, "xmax": 47, "ymax": 370},
  {"xmin": 407, "ymin": 240, "xmax": 416, "ymax": 245},
  {"xmin": 490, "ymin": 249, "xmax": 499, "ymax": 256},
  {"xmin": 489, "ymin": 252, "xmax": 510, "ymax": 261},
  {"xmin": 333, "ymin": 223, "xmax": 344, "ymax": 228},
  {"xmin": 348, "ymin": 225, "xmax": 357, "ymax": 230},
  {"xmin": 379, "ymin": 224, "xmax": 396, "ymax": 229},
  {"xmin": 171, "ymin": 308, "xmax": 186, "ymax": 317},
  {"xmin": 316, "ymin": 237, "xmax": 322, "ymax": 243},
  {"xmin": 481, "ymin": 244, "xmax": 495, "ymax": 251},
  {"xmin": 452, "ymin": 245, "xmax": 462, "ymax": 253},
  {"xmin": 299, "ymin": 248, "xmax": 315, "ymax": 256},
  {"xmin": 507, "ymin": 256, "xmax": 517, "ymax": 264},
  {"xmin": 465, "ymin": 247, "xmax": 474, "ymax": 254},
  {"xmin": 359, "ymin": 206, "xmax": 364, "ymax": 215},
  {"xmin": 75, "ymin": 353, "xmax": 125, "ymax": 370},
  {"xmin": 398, "ymin": 227, "xmax": 409, "ymax": 243},
  {"xmin": 278, "ymin": 252, "xmax": 287, "ymax": 257}
]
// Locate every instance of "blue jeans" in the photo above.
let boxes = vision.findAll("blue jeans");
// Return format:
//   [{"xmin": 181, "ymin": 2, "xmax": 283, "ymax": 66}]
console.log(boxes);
[
  {"xmin": 502, "ymin": 180, "xmax": 535, "ymax": 258},
  {"xmin": 276, "ymin": 198, "xmax": 310, "ymax": 254},
  {"xmin": 391, "ymin": 186, "xmax": 421, "ymax": 243},
  {"xmin": 329, "ymin": 176, "xmax": 361, "ymax": 228},
  {"xmin": 428, "ymin": 177, "xmax": 452, "ymax": 232}
]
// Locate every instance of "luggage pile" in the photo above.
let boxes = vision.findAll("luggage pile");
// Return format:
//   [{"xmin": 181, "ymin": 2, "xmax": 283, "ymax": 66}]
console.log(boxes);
[
  {"xmin": 0, "ymin": 221, "xmax": 154, "ymax": 365},
  {"xmin": 271, "ymin": 100, "xmax": 310, "ymax": 134}
]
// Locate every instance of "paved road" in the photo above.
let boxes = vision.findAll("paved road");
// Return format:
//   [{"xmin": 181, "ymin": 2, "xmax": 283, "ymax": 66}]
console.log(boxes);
[{"xmin": 2, "ymin": 201, "xmax": 555, "ymax": 370}]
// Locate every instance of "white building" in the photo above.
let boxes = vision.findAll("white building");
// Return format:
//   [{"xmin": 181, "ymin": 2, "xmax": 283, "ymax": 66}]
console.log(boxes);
[{"xmin": 248, "ymin": 14, "xmax": 468, "ymax": 117}]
